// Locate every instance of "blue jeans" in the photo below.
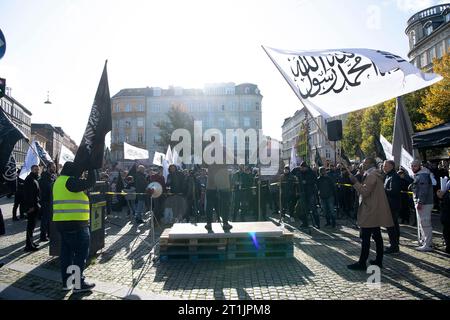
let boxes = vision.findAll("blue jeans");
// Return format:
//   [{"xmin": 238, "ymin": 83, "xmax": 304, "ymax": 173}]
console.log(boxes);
[
  {"xmin": 321, "ymin": 197, "xmax": 336, "ymax": 226},
  {"xmin": 60, "ymin": 227, "xmax": 90, "ymax": 286},
  {"xmin": 136, "ymin": 200, "xmax": 145, "ymax": 220}
]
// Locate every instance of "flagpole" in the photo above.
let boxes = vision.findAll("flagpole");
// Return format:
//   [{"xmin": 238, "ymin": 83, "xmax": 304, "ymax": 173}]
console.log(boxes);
[
  {"xmin": 25, "ymin": 140, "xmax": 48, "ymax": 169},
  {"xmin": 261, "ymin": 45, "xmax": 349, "ymax": 169}
]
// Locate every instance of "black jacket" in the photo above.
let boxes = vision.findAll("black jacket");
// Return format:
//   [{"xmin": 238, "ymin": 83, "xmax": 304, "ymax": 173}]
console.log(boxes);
[
  {"xmin": 317, "ymin": 175, "xmax": 335, "ymax": 199},
  {"xmin": 23, "ymin": 173, "xmax": 41, "ymax": 212},
  {"xmin": 384, "ymin": 170, "xmax": 401, "ymax": 211},
  {"xmin": 39, "ymin": 171, "xmax": 55, "ymax": 203},
  {"xmin": 440, "ymin": 191, "xmax": 450, "ymax": 225}
]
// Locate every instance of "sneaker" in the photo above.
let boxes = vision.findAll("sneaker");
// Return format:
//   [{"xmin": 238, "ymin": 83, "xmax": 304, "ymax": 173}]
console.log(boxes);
[
  {"xmin": 369, "ymin": 260, "xmax": 383, "ymax": 269},
  {"xmin": 347, "ymin": 262, "xmax": 366, "ymax": 271},
  {"xmin": 416, "ymin": 246, "xmax": 433, "ymax": 252},
  {"xmin": 73, "ymin": 281, "xmax": 96, "ymax": 293},
  {"xmin": 384, "ymin": 247, "xmax": 400, "ymax": 255}
]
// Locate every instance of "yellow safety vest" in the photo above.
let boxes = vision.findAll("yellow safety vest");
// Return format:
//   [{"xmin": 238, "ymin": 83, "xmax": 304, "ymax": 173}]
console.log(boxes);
[{"xmin": 52, "ymin": 175, "xmax": 90, "ymax": 222}]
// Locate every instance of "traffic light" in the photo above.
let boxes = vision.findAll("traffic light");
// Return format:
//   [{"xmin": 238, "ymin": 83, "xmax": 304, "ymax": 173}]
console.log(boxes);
[{"xmin": 0, "ymin": 77, "xmax": 5, "ymax": 98}]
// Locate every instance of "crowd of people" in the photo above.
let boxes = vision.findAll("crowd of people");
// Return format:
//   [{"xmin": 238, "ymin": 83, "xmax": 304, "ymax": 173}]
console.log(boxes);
[{"xmin": 1, "ymin": 157, "xmax": 449, "ymax": 275}]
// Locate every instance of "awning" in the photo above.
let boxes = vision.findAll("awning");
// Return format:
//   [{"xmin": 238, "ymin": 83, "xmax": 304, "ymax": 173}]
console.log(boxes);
[{"xmin": 412, "ymin": 121, "xmax": 450, "ymax": 149}]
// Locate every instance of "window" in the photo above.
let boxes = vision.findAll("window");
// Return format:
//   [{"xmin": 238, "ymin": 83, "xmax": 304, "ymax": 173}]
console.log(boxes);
[
  {"xmin": 244, "ymin": 117, "xmax": 250, "ymax": 127},
  {"xmin": 152, "ymin": 104, "xmax": 161, "ymax": 112},
  {"xmin": 125, "ymin": 104, "xmax": 132, "ymax": 112},
  {"xmin": 244, "ymin": 87, "xmax": 250, "ymax": 94},
  {"xmin": 125, "ymin": 135, "xmax": 129, "ymax": 143},
  {"xmin": 137, "ymin": 118, "xmax": 144, "ymax": 127},
  {"xmin": 137, "ymin": 104, "xmax": 144, "ymax": 112},
  {"xmin": 424, "ymin": 21, "xmax": 433, "ymax": 36},
  {"xmin": 256, "ymin": 102, "xmax": 260, "ymax": 111},
  {"xmin": 420, "ymin": 52, "xmax": 428, "ymax": 66},
  {"xmin": 153, "ymin": 88, "xmax": 161, "ymax": 97},
  {"xmin": 437, "ymin": 42, "xmax": 444, "ymax": 58},
  {"xmin": 114, "ymin": 104, "xmax": 120, "ymax": 112},
  {"xmin": 137, "ymin": 132, "xmax": 144, "ymax": 143},
  {"xmin": 125, "ymin": 120, "xmax": 131, "ymax": 128},
  {"xmin": 218, "ymin": 118, "xmax": 225, "ymax": 128},
  {"xmin": 221, "ymin": 104, "xmax": 225, "ymax": 111},
  {"xmin": 326, "ymin": 149, "xmax": 331, "ymax": 159},
  {"xmin": 410, "ymin": 30, "xmax": 416, "ymax": 47},
  {"xmin": 256, "ymin": 119, "xmax": 260, "ymax": 127},
  {"xmin": 428, "ymin": 47, "xmax": 436, "ymax": 63}
]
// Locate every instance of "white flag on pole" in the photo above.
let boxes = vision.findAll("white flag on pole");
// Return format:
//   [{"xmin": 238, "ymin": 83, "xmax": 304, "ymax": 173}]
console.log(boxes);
[
  {"xmin": 153, "ymin": 152, "xmax": 165, "ymax": 167},
  {"xmin": 19, "ymin": 142, "xmax": 40, "ymax": 180},
  {"xmin": 380, "ymin": 135, "xmax": 394, "ymax": 161},
  {"xmin": 165, "ymin": 145, "xmax": 173, "ymax": 165},
  {"xmin": 59, "ymin": 144, "xmax": 75, "ymax": 166},
  {"xmin": 123, "ymin": 142, "xmax": 149, "ymax": 160},
  {"xmin": 400, "ymin": 146, "xmax": 414, "ymax": 177},
  {"xmin": 262, "ymin": 46, "xmax": 442, "ymax": 118}
]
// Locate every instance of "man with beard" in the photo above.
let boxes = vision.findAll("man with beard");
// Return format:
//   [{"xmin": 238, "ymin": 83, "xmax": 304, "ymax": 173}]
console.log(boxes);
[{"xmin": 23, "ymin": 165, "xmax": 41, "ymax": 252}]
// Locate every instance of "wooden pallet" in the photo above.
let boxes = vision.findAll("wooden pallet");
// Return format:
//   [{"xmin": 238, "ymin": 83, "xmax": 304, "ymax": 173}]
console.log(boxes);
[
  {"xmin": 227, "ymin": 250, "xmax": 294, "ymax": 260},
  {"xmin": 160, "ymin": 252, "xmax": 227, "ymax": 262}
]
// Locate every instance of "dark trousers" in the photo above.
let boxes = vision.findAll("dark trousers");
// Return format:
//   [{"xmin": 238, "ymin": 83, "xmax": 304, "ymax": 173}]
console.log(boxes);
[
  {"xmin": 60, "ymin": 227, "xmax": 90, "ymax": 286},
  {"xmin": 13, "ymin": 193, "xmax": 25, "ymax": 219},
  {"xmin": 206, "ymin": 190, "xmax": 230, "ymax": 224},
  {"xmin": 0, "ymin": 208, "xmax": 5, "ymax": 236},
  {"xmin": 443, "ymin": 223, "xmax": 450, "ymax": 253},
  {"xmin": 296, "ymin": 194, "xmax": 320, "ymax": 227},
  {"xmin": 387, "ymin": 209, "xmax": 400, "ymax": 249},
  {"xmin": 321, "ymin": 197, "xmax": 336, "ymax": 226},
  {"xmin": 40, "ymin": 201, "xmax": 51, "ymax": 239},
  {"xmin": 359, "ymin": 227, "xmax": 383, "ymax": 265},
  {"xmin": 25, "ymin": 210, "xmax": 38, "ymax": 248}
]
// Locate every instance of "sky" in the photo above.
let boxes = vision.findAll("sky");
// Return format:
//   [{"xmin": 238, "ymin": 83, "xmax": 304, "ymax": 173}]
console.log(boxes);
[{"xmin": 0, "ymin": 0, "xmax": 447, "ymax": 146}]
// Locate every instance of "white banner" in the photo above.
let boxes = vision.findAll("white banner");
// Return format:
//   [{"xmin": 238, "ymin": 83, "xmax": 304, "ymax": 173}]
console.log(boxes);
[
  {"xmin": 400, "ymin": 146, "xmax": 414, "ymax": 177},
  {"xmin": 262, "ymin": 46, "xmax": 442, "ymax": 118},
  {"xmin": 380, "ymin": 135, "xmax": 394, "ymax": 161},
  {"xmin": 153, "ymin": 152, "xmax": 165, "ymax": 167},
  {"xmin": 19, "ymin": 142, "xmax": 40, "ymax": 180},
  {"xmin": 124, "ymin": 142, "xmax": 149, "ymax": 160},
  {"xmin": 59, "ymin": 144, "xmax": 75, "ymax": 166}
]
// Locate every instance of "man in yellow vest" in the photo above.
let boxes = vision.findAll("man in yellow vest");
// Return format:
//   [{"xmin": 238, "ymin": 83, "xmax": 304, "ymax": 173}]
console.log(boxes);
[{"xmin": 53, "ymin": 161, "xmax": 97, "ymax": 292}]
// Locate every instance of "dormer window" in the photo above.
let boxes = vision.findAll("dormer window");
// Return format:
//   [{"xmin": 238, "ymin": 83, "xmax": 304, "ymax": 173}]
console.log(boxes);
[
  {"xmin": 424, "ymin": 21, "xmax": 433, "ymax": 36},
  {"xmin": 410, "ymin": 30, "xmax": 416, "ymax": 46}
]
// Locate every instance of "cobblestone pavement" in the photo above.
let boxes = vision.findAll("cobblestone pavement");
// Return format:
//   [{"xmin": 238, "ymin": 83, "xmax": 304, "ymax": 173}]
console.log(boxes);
[{"xmin": 1, "ymin": 197, "xmax": 449, "ymax": 300}]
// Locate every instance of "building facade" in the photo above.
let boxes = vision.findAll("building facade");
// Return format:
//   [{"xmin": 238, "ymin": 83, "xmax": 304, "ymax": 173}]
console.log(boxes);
[
  {"xmin": 111, "ymin": 83, "xmax": 263, "ymax": 164},
  {"xmin": 31, "ymin": 123, "xmax": 78, "ymax": 159},
  {"xmin": 281, "ymin": 108, "xmax": 348, "ymax": 166},
  {"xmin": 406, "ymin": 3, "xmax": 450, "ymax": 71},
  {"xmin": 0, "ymin": 94, "xmax": 32, "ymax": 167}
]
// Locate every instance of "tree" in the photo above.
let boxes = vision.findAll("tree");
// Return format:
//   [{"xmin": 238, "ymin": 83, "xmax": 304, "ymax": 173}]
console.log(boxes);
[
  {"xmin": 342, "ymin": 110, "xmax": 364, "ymax": 158},
  {"xmin": 361, "ymin": 104, "xmax": 385, "ymax": 156},
  {"xmin": 417, "ymin": 52, "xmax": 450, "ymax": 130},
  {"xmin": 155, "ymin": 104, "xmax": 195, "ymax": 155}
]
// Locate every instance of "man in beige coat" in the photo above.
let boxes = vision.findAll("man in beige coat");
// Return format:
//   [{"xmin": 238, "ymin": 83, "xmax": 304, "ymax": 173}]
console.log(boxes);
[{"xmin": 346, "ymin": 157, "xmax": 394, "ymax": 270}]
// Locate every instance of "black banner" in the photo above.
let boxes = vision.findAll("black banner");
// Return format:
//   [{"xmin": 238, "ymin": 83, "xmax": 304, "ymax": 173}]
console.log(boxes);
[{"xmin": 74, "ymin": 61, "xmax": 112, "ymax": 173}]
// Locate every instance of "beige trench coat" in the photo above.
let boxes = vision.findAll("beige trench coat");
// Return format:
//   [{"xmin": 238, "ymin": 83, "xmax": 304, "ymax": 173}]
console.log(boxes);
[{"xmin": 353, "ymin": 169, "xmax": 394, "ymax": 228}]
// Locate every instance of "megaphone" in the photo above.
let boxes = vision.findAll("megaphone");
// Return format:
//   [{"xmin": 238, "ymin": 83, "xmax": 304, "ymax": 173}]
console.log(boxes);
[{"xmin": 146, "ymin": 181, "xmax": 163, "ymax": 198}]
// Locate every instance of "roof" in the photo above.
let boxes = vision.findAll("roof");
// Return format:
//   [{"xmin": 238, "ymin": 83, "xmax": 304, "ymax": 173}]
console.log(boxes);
[{"xmin": 2, "ymin": 94, "xmax": 32, "ymax": 115}]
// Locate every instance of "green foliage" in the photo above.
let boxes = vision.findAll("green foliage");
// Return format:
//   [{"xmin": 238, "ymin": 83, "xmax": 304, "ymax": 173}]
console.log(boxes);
[
  {"xmin": 342, "ymin": 111, "xmax": 363, "ymax": 158},
  {"xmin": 155, "ymin": 104, "xmax": 195, "ymax": 153}
]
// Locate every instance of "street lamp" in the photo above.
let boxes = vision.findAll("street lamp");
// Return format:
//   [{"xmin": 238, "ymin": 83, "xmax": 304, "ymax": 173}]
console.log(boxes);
[{"xmin": 44, "ymin": 91, "xmax": 52, "ymax": 104}]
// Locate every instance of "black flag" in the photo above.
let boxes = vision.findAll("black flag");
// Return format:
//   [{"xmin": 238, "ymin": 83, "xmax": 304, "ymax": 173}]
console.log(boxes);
[
  {"xmin": 315, "ymin": 147, "xmax": 323, "ymax": 167},
  {"xmin": 74, "ymin": 61, "xmax": 111, "ymax": 174},
  {"xmin": 0, "ymin": 107, "xmax": 28, "ymax": 171},
  {"xmin": 374, "ymin": 135, "xmax": 387, "ymax": 161},
  {"xmin": 0, "ymin": 154, "xmax": 17, "ymax": 196}
]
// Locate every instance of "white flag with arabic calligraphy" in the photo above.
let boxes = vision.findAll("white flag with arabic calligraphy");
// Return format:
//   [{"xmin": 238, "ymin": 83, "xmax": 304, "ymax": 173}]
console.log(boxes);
[
  {"xmin": 124, "ymin": 142, "xmax": 149, "ymax": 160},
  {"xmin": 262, "ymin": 46, "xmax": 442, "ymax": 118}
]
